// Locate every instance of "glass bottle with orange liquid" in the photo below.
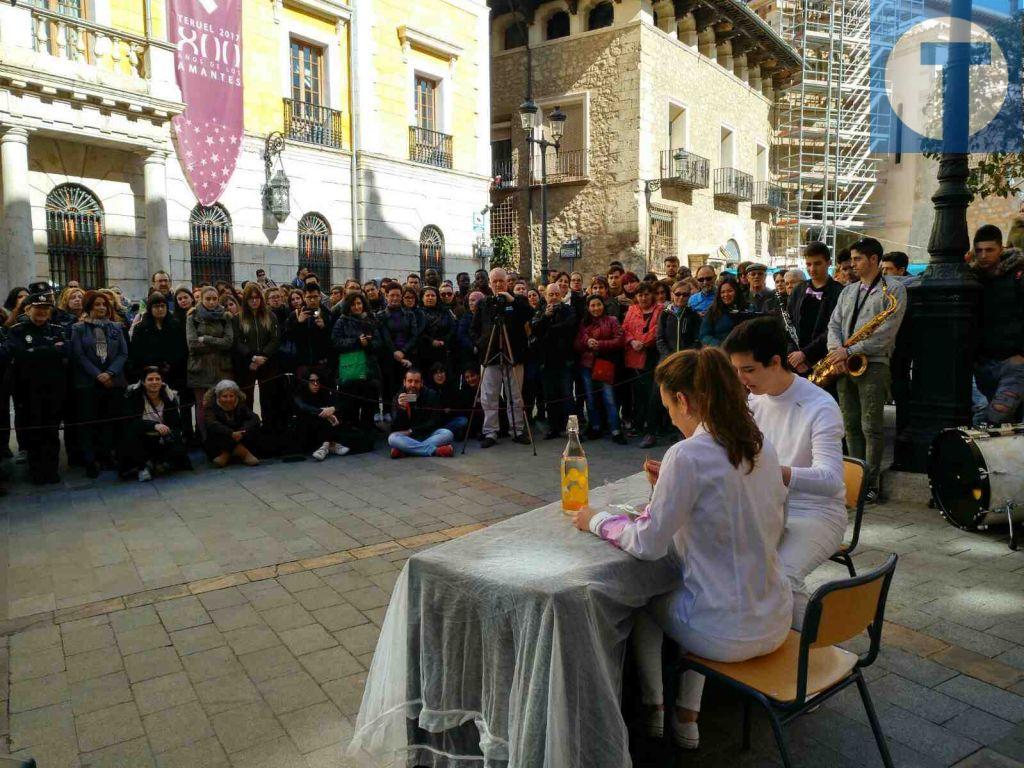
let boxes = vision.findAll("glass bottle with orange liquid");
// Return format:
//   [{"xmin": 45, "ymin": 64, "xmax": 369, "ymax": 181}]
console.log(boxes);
[{"xmin": 561, "ymin": 415, "xmax": 589, "ymax": 513}]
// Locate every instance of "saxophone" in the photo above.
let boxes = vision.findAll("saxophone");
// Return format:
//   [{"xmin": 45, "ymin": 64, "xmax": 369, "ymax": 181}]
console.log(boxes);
[{"xmin": 809, "ymin": 280, "xmax": 900, "ymax": 388}]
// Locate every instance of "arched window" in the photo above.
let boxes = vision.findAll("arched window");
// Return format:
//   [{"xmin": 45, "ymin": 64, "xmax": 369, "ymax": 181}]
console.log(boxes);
[
  {"xmin": 588, "ymin": 2, "xmax": 614, "ymax": 30},
  {"xmin": 419, "ymin": 226, "xmax": 444, "ymax": 280},
  {"xmin": 724, "ymin": 238, "xmax": 741, "ymax": 262},
  {"xmin": 547, "ymin": 11, "xmax": 570, "ymax": 40},
  {"xmin": 45, "ymin": 183, "xmax": 106, "ymax": 290},
  {"xmin": 298, "ymin": 213, "xmax": 332, "ymax": 283},
  {"xmin": 504, "ymin": 21, "xmax": 526, "ymax": 49},
  {"xmin": 189, "ymin": 204, "xmax": 233, "ymax": 286}
]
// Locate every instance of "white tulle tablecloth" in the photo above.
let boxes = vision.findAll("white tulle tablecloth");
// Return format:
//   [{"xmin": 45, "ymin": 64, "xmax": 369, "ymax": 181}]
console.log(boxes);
[{"xmin": 348, "ymin": 472, "xmax": 680, "ymax": 768}]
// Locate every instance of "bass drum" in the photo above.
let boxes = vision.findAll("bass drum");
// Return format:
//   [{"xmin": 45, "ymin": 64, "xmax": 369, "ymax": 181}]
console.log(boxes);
[{"xmin": 928, "ymin": 425, "xmax": 1024, "ymax": 530}]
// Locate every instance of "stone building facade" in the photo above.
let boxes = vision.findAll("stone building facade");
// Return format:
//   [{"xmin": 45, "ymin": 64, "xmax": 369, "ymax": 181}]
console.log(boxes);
[
  {"xmin": 0, "ymin": 0, "xmax": 491, "ymax": 299},
  {"xmin": 487, "ymin": 0, "xmax": 799, "ymax": 278}
]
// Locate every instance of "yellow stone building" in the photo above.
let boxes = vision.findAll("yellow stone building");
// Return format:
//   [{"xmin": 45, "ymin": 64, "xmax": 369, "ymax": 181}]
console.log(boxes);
[{"xmin": 0, "ymin": 0, "xmax": 491, "ymax": 295}]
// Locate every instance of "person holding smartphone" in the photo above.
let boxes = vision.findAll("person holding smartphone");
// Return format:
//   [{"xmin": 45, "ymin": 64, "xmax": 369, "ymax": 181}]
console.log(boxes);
[{"xmin": 387, "ymin": 368, "xmax": 454, "ymax": 458}]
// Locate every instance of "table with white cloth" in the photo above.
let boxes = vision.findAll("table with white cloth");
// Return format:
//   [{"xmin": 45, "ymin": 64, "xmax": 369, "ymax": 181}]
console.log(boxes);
[{"xmin": 348, "ymin": 472, "xmax": 680, "ymax": 768}]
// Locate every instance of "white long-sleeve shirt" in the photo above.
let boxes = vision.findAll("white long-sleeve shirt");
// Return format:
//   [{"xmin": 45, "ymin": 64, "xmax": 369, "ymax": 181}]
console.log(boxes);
[
  {"xmin": 588, "ymin": 427, "xmax": 792, "ymax": 645},
  {"xmin": 748, "ymin": 375, "xmax": 847, "ymax": 533}
]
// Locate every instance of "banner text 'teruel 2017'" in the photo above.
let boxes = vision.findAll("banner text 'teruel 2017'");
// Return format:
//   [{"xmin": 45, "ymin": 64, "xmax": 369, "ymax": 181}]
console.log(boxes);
[{"xmin": 169, "ymin": 0, "xmax": 244, "ymax": 207}]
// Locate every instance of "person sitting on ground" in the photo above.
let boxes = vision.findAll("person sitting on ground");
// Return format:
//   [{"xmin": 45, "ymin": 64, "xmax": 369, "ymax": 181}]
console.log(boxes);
[
  {"xmin": 119, "ymin": 367, "xmax": 192, "ymax": 481},
  {"xmin": 429, "ymin": 363, "xmax": 468, "ymax": 438},
  {"xmin": 292, "ymin": 368, "xmax": 351, "ymax": 461},
  {"xmin": 203, "ymin": 379, "xmax": 263, "ymax": 467},
  {"xmin": 572, "ymin": 347, "xmax": 791, "ymax": 750},
  {"xmin": 387, "ymin": 368, "xmax": 454, "ymax": 458}
]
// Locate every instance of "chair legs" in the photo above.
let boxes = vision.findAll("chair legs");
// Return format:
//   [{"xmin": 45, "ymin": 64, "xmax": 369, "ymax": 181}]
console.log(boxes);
[
  {"xmin": 831, "ymin": 552, "xmax": 857, "ymax": 577},
  {"xmin": 756, "ymin": 696, "xmax": 794, "ymax": 768},
  {"xmin": 856, "ymin": 673, "xmax": 894, "ymax": 768}
]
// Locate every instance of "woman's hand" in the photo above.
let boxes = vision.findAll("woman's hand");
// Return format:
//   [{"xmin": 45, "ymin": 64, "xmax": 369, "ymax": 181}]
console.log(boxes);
[
  {"xmin": 253, "ymin": 355, "xmax": 267, "ymax": 368},
  {"xmin": 781, "ymin": 466, "xmax": 792, "ymax": 487},
  {"xmin": 319, "ymin": 407, "xmax": 335, "ymax": 419},
  {"xmin": 587, "ymin": 338, "xmax": 599, "ymax": 350},
  {"xmin": 231, "ymin": 431, "xmax": 244, "ymax": 442},
  {"xmin": 154, "ymin": 423, "xmax": 171, "ymax": 436},
  {"xmin": 644, "ymin": 458, "xmax": 661, "ymax": 486},
  {"xmin": 432, "ymin": 339, "xmax": 444, "ymax": 348},
  {"xmin": 359, "ymin": 334, "xmax": 370, "ymax": 348},
  {"xmin": 630, "ymin": 339, "xmax": 644, "ymax": 351},
  {"xmin": 573, "ymin": 506, "xmax": 595, "ymax": 532}
]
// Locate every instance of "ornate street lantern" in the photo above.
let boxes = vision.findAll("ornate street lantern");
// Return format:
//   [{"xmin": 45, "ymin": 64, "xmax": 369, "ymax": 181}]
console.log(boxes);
[{"xmin": 262, "ymin": 132, "xmax": 290, "ymax": 224}]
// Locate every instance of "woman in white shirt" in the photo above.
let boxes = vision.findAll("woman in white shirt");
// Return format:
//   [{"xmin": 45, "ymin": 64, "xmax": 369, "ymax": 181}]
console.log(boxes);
[{"xmin": 573, "ymin": 347, "xmax": 792, "ymax": 749}]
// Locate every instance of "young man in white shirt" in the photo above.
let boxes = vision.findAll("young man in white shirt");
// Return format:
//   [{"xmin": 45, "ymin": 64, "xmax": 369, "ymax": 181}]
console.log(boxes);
[{"xmin": 725, "ymin": 317, "xmax": 847, "ymax": 625}]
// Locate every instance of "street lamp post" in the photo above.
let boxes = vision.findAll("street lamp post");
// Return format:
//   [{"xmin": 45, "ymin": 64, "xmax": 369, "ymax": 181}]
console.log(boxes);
[
  {"xmin": 519, "ymin": 99, "xmax": 567, "ymax": 277},
  {"xmin": 893, "ymin": 0, "xmax": 981, "ymax": 472}
]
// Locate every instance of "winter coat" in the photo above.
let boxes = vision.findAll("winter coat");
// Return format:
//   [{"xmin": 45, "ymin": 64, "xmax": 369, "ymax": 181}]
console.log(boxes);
[
  {"xmin": 376, "ymin": 307, "xmax": 422, "ymax": 358},
  {"xmin": 656, "ymin": 305, "xmax": 700, "ymax": 358},
  {"xmin": 699, "ymin": 311, "xmax": 741, "ymax": 348},
  {"xmin": 233, "ymin": 314, "xmax": 281, "ymax": 369},
  {"xmin": 970, "ymin": 247, "xmax": 1024, "ymax": 360},
  {"xmin": 418, "ymin": 306, "xmax": 457, "ymax": 365},
  {"xmin": 622, "ymin": 303, "xmax": 663, "ymax": 369},
  {"xmin": 69, "ymin": 319, "xmax": 129, "ymax": 389},
  {"xmin": 573, "ymin": 314, "xmax": 623, "ymax": 369},
  {"xmin": 390, "ymin": 387, "xmax": 443, "ymax": 439},
  {"xmin": 6, "ymin": 319, "xmax": 67, "ymax": 400},
  {"xmin": 531, "ymin": 303, "xmax": 577, "ymax": 365},
  {"xmin": 186, "ymin": 309, "xmax": 235, "ymax": 389},
  {"xmin": 284, "ymin": 308, "xmax": 335, "ymax": 369},
  {"xmin": 123, "ymin": 381, "xmax": 186, "ymax": 441},
  {"xmin": 128, "ymin": 316, "xmax": 187, "ymax": 384},
  {"xmin": 331, "ymin": 312, "xmax": 383, "ymax": 382},
  {"xmin": 203, "ymin": 391, "xmax": 261, "ymax": 440}
]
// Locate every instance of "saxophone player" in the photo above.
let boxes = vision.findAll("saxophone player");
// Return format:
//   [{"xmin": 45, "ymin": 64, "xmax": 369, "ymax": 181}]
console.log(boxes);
[{"xmin": 825, "ymin": 237, "xmax": 907, "ymax": 503}]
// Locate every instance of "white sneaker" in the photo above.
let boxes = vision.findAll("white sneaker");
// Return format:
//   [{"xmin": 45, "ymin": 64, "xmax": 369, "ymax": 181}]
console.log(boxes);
[
  {"xmin": 328, "ymin": 443, "xmax": 350, "ymax": 456},
  {"xmin": 312, "ymin": 444, "xmax": 329, "ymax": 461},
  {"xmin": 642, "ymin": 706, "xmax": 664, "ymax": 739},
  {"xmin": 672, "ymin": 720, "xmax": 699, "ymax": 750},
  {"xmin": 138, "ymin": 467, "xmax": 152, "ymax": 482}
]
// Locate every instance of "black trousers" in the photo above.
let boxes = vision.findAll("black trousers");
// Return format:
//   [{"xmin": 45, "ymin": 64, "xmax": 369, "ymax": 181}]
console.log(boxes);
[
  {"xmin": 541, "ymin": 361, "xmax": 572, "ymax": 434},
  {"xmin": 77, "ymin": 385, "xmax": 124, "ymax": 465},
  {"xmin": 120, "ymin": 430, "xmax": 191, "ymax": 473},
  {"xmin": 295, "ymin": 414, "xmax": 347, "ymax": 452},
  {"xmin": 237, "ymin": 366, "xmax": 286, "ymax": 434},
  {"xmin": 629, "ymin": 361, "xmax": 658, "ymax": 435},
  {"xmin": 14, "ymin": 389, "xmax": 63, "ymax": 482},
  {"xmin": 339, "ymin": 378, "xmax": 380, "ymax": 430}
]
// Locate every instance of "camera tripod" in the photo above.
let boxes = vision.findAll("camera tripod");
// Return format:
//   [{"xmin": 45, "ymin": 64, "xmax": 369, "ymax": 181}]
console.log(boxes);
[{"xmin": 461, "ymin": 315, "xmax": 537, "ymax": 456}]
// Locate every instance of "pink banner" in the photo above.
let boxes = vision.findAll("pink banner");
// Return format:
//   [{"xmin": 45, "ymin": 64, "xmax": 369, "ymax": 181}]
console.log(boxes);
[{"xmin": 169, "ymin": 0, "xmax": 244, "ymax": 206}]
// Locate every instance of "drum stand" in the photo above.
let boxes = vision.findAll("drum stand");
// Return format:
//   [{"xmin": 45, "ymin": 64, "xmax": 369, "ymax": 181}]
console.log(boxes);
[{"xmin": 460, "ymin": 318, "xmax": 536, "ymax": 456}]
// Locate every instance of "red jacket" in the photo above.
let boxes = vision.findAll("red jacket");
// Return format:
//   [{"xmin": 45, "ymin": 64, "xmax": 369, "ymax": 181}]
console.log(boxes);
[
  {"xmin": 622, "ymin": 303, "xmax": 663, "ymax": 369},
  {"xmin": 574, "ymin": 314, "xmax": 623, "ymax": 369}
]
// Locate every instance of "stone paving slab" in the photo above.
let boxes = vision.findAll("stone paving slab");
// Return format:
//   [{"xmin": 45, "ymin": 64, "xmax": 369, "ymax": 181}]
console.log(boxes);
[{"xmin": 0, "ymin": 437, "xmax": 1022, "ymax": 766}]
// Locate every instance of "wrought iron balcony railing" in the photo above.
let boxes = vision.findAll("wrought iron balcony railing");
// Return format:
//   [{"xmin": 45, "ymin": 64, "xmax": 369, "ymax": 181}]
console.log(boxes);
[
  {"xmin": 714, "ymin": 167, "xmax": 754, "ymax": 202},
  {"xmin": 751, "ymin": 181, "xmax": 784, "ymax": 212},
  {"xmin": 659, "ymin": 149, "xmax": 710, "ymax": 190},
  {"xmin": 409, "ymin": 126, "xmax": 453, "ymax": 169},
  {"xmin": 489, "ymin": 148, "xmax": 590, "ymax": 189},
  {"xmin": 284, "ymin": 99, "xmax": 344, "ymax": 149}
]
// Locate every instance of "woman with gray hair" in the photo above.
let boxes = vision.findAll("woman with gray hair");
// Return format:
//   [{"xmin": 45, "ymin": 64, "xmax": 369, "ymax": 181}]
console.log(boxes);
[
  {"xmin": 202, "ymin": 379, "xmax": 263, "ymax": 467},
  {"xmin": 782, "ymin": 269, "xmax": 807, "ymax": 298}
]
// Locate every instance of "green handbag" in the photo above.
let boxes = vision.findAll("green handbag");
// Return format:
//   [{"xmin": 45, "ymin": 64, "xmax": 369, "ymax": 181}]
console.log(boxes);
[{"xmin": 337, "ymin": 349, "xmax": 369, "ymax": 383}]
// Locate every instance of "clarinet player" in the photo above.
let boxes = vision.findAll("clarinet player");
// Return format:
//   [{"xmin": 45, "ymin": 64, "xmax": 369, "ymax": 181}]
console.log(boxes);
[
  {"xmin": 786, "ymin": 242, "xmax": 844, "ymax": 379},
  {"xmin": 824, "ymin": 237, "xmax": 907, "ymax": 503}
]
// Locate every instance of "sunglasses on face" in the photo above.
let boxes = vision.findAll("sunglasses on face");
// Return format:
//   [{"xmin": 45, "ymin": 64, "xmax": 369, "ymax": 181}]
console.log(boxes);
[
  {"xmin": 672, "ymin": 292, "xmax": 687, "ymax": 297},
  {"xmin": 697, "ymin": 277, "xmax": 714, "ymax": 283},
  {"xmin": 440, "ymin": 291, "xmax": 453, "ymax": 297}
]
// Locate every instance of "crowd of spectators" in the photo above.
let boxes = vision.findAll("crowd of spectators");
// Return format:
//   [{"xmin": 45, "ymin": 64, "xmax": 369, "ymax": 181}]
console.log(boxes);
[{"xmin": 0, "ymin": 228, "xmax": 1019, "ymax": 495}]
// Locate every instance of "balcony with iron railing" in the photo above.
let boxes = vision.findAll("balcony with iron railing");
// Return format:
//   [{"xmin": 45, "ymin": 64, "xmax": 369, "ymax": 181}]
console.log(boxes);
[
  {"xmin": 409, "ymin": 126, "xmax": 453, "ymax": 169},
  {"xmin": 751, "ymin": 181, "xmax": 784, "ymax": 212},
  {"xmin": 284, "ymin": 99, "xmax": 344, "ymax": 149},
  {"xmin": 659, "ymin": 149, "xmax": 710, "ymax": 190},
  {"xmin": 489, "ymin": 148, "xmax": 589, "ymax": 189},
  {"xmin": 0, "ymin": 3, "xmax": 181, "ymax": 112},
  {"xmin": 714, "ymin": 167, "xmax": 754, "ymax": 202}
]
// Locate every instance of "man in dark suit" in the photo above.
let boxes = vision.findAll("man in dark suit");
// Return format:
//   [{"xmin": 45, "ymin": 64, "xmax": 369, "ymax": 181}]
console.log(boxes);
[{"xmin": 786, "ymin": 242, "xmax": 844, "ymax": 378}]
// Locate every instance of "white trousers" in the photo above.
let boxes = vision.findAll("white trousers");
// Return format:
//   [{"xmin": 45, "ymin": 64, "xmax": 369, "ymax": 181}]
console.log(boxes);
[
  {"xmin": 632, "ymin": 593, "xmax": 787, "ymax": 710},
  {"xmin": 480, "ymin": 363, "xmax": 525, "ymax": 439},
  {"xmin": 778, "ymin": 514, "xmax": 846, "ymax": 628}
]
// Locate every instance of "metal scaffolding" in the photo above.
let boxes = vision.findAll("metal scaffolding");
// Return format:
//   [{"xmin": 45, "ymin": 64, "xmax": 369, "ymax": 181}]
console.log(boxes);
[{"xmin": 767, "ymin": 0, "xmax": 921, "ymax": 258}]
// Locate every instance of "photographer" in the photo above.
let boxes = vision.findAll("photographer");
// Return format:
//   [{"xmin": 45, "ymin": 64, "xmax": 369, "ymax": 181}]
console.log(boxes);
[
  {"xmin": 470, "ymin": 268, "xmax": 533, "ymax": 448},
  {"xmin": 284, "ymin": 284, "xmax": 335, "ymax": 380}
]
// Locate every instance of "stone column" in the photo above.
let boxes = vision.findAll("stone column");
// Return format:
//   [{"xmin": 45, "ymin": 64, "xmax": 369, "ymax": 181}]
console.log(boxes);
[
  {"xmin": 143, "ymin": 151, "xmax": 170, "ymax": 279},
  {"xmin": 1, "ymin": 127, "xmax": 35, "ymax": 291}
]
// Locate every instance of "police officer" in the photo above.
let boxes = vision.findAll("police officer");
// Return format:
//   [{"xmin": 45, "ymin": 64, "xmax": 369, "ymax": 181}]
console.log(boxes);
[{"xmin": 7, "ymin": 290, "xmax": 67, "ymax": 484}]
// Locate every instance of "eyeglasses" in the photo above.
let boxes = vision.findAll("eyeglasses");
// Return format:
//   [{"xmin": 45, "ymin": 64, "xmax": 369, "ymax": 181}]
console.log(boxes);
[
  {"xmin": 440, "ymin": 292, "xmax": 453, "ymax": 297},
  {"xmin": 672, "ymin": 292, "xmax": 687, "ymax": 297},
  {"xmin": 697, "ymin": 277, "xmax": 714, "ymax": 283}
]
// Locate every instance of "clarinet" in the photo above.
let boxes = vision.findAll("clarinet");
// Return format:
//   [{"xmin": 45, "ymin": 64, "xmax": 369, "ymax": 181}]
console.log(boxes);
[{"xmin": 776, "ymin": 288, "xmax": 801, "ymax": 349}]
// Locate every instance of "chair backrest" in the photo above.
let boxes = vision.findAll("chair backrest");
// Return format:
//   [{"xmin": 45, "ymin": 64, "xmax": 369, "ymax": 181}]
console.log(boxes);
[
  {"xmin": 842, "ymin": 456, "xmax": 868, "ymax": 550},
  {"xmin": 843, "ymin": 457, "xmax": 866, "ymax": 511},
  {"xmin": 794, "ymin": 554, "xmax": 898, "ymax": 704}
]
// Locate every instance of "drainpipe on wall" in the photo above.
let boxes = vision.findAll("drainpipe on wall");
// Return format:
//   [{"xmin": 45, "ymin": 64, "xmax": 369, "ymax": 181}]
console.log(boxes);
[
  {"xmin": 143, "ymin": 0, "xmax": 153, "ymax": 38},
  {"xmin": 347, "ymin": 2, "xmax": 362, "ymax": 281}
]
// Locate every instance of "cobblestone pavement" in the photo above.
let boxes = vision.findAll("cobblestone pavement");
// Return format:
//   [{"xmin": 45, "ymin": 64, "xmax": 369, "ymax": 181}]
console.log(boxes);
[{"xmin": 0, "ymin": 435, "xmax": 1021, "ymax": 767}]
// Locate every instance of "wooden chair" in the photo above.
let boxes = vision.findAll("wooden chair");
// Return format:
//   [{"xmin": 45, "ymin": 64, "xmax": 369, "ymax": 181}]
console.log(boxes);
[
  {"xmin": 830, "ymin": 457, "xmax": 868, "ymax": 576},
  {"xmin": 680, "ymin": 553, "xmax": 898, "ymax": 768}
]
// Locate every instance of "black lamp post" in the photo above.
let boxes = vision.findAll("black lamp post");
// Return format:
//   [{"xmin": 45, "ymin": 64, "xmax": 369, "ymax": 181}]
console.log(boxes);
[
  {"xmin": 893, "ymin": 0, "xmax": 981, "ymax": 472},
  {"xmin": 519, "ymin": 99, "xmax": 567, "ymax": 276}
]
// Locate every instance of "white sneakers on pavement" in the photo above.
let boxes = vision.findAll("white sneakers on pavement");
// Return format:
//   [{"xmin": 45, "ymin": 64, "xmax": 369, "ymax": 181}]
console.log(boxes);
[{"xmin": 314, "ymin": 442, "xmax": 350, "ymax": 461}]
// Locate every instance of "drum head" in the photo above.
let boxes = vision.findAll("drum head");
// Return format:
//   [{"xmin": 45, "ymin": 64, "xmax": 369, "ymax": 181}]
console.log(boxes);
[{"xmin": 928, "ymin": 429, "xmax": 990, "ymax": 530}]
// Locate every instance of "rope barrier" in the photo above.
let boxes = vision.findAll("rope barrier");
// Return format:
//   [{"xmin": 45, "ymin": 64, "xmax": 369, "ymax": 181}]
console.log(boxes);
[{"xmin": 2, "ymin": 362, "xmax": 661, "ymax": 433}]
